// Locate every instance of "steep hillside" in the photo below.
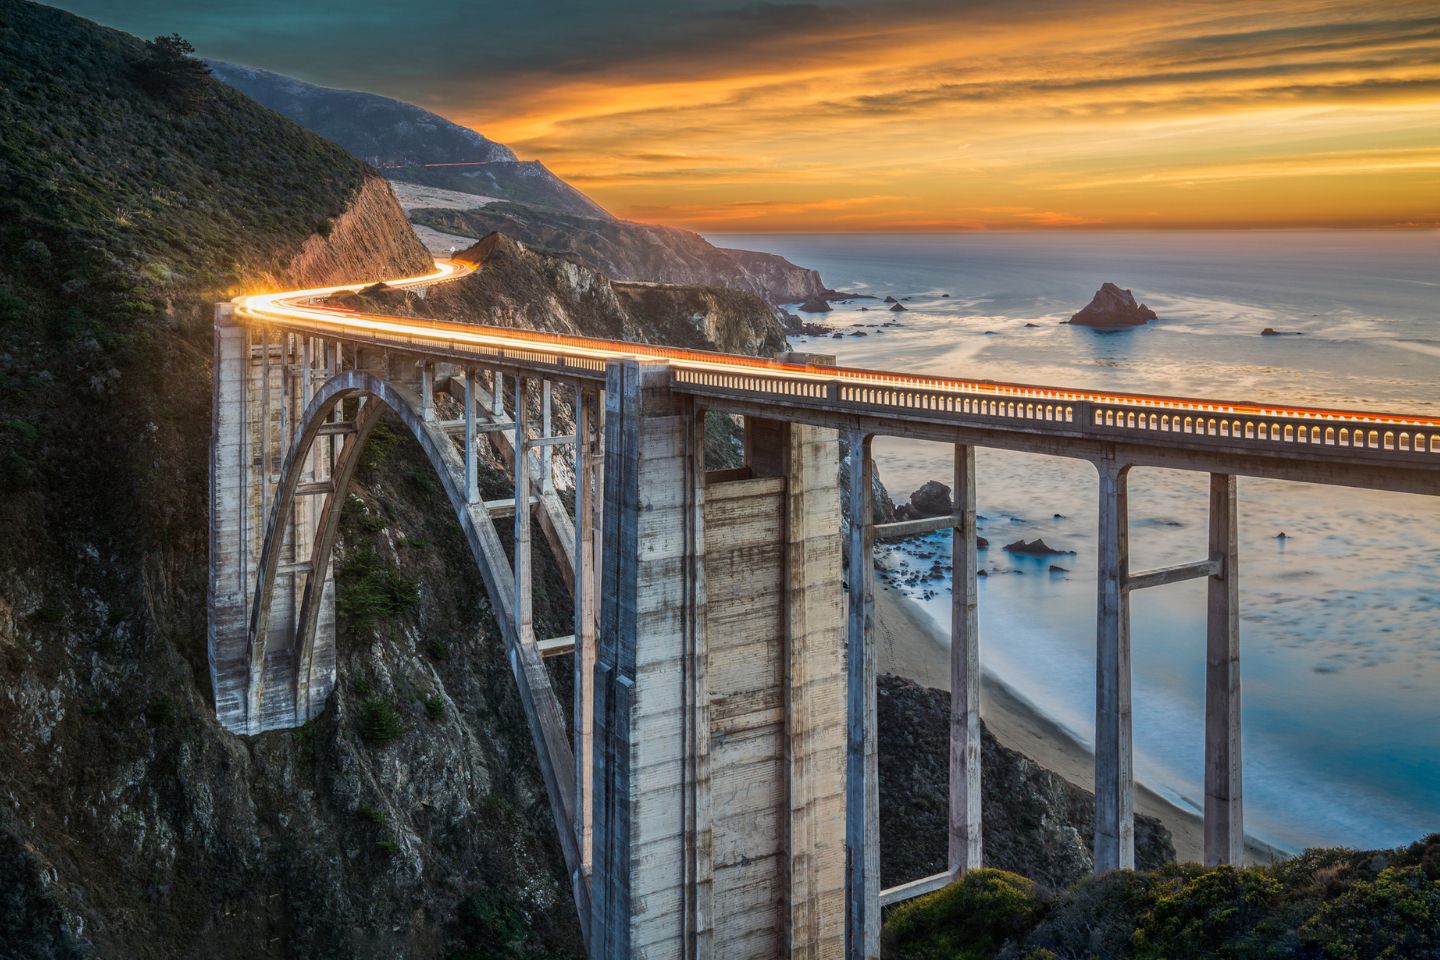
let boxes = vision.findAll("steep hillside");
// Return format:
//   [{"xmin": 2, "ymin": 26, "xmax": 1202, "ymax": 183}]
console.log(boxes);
[
  {"xmin": 411, "ymin": 201, "xmax": 831, "ymax": 305},
  {"xmin": 0, "ymin": 4, "xmax": 582, "ymax": 957},
  {"xmin": 207, "ymin": 61, "xmax": 517, "ymax": 165},
  {"xmin": 209, "ymin": 61, "xmax": 610, "ymax": 220}
]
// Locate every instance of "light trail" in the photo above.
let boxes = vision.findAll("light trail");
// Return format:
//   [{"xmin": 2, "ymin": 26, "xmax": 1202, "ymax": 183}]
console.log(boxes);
[{"xmin": 235, "ymin": 259, "xmax": 1440, "ymax": 431}]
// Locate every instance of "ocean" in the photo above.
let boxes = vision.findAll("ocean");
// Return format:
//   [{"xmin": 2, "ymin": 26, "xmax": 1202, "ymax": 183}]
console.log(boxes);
[{"xmin": 710, "ymin": 230, "xmax": 1440, "ymax": 853}]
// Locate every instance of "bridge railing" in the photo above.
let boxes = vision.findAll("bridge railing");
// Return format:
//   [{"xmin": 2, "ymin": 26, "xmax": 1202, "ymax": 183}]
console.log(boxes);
[{"xmin": 244, "ymin": 307, "xmax": 1440, "ymax": 468}]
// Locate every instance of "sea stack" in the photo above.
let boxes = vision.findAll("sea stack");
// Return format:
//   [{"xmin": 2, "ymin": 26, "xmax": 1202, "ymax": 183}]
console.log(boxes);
[
  {"xmin": 797, "ymin": 296, "xmax": 832, "ymax": 313},
  {"xmin": 890, "ymin": 302, "xmax": 907, "ymax": 312},
  {"xmin": 1069, "ymin": 282, "xmax": 1157, "ymax": 328}
]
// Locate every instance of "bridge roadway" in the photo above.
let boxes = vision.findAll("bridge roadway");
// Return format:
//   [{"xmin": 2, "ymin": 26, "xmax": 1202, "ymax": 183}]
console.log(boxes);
[
  {"xmin": 219, "ymin": 257, "xmax": 1439, "ymax": 959},
  {"xmin": 239, "ymin": 259, "xmax": 1440, "ymax": 496}
]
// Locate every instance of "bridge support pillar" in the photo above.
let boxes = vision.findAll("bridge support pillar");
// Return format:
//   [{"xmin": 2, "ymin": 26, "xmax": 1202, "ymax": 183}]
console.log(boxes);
[
  {"xmin": 1205, "ymin": 473, "xmax": 1242, "ymax": 866},
  {"xmin": 1094, "ymin": 456, "xmax": 1134, "ymax": 872},
  {"xmin": 594, "ymin": 362, "xmax": 846, "ymax": 959},
  {"xmin": 842, "ymin": 430, "xmax": 880, "ymax": 960},
  {"xmin": 208, "ymin": 307, "xmax": 336, "ymax": 734}
]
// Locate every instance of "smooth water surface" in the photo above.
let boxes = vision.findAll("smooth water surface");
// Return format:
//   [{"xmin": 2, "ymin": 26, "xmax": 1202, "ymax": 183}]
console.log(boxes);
[{"xmin": 712, "ymin": 230, "xmax": 1440, "ymax": 851}]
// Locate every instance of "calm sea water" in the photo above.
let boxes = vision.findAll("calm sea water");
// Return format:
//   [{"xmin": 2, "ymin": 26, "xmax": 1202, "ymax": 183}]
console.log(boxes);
[{"xmin": 712, "ymin": 230, "xmax": 1440, "ymax": 852}]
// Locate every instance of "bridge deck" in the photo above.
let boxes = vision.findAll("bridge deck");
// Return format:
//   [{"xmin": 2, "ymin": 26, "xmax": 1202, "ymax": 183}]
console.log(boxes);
[{"xmin": 235, "ymin": 258, "xmax": 1440, "ymax": 493}]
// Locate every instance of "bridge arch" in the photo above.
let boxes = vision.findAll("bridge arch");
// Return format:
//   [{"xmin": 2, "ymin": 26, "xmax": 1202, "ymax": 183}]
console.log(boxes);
[{"xmin": 244, "ymin": 369, "xmax": 517, "ymax": 731}]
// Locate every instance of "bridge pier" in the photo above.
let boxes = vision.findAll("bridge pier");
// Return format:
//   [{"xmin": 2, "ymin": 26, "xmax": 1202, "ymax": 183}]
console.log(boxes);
[
  {"xmin": 593, "ymin": 361, "xmax": 848, "ymax": 959},
  {"xmin": 1094, "ymin": 461, "xmax": 1245, "ymax": 872},
  {"xmin": 209, "ymin": 308, "xmax": 338, "ymax": 733}
]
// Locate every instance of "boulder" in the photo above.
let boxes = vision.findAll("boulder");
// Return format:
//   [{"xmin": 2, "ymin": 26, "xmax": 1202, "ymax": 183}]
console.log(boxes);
[
  {"xmin": 1068, "ymin": 282, "xmax": 1157, "ymax": 328},
  {"xmin": 909, "ymin": 480, "xmax": 953, "ymax": 517}
]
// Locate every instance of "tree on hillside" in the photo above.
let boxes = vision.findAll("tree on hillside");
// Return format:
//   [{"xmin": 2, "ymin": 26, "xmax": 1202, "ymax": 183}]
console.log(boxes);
[{"xmin": 136, "ymin": 34, "xmax": 211, "ymax": 112}]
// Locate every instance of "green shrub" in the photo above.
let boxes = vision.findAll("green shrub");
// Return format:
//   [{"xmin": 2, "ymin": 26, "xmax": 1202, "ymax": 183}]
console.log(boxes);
[
  {"xmin": 144, "ymin": 693, "xmax": 176, "ymax": 725},
  {"xmin": 356, "ymin": 695, "xmax": 405, "ymax": 744},
  {"xmin": 377, "ymin": 837, "xmax": 400, "ymax": 856},
  {"xmin": 1132, "ymin": 864, "xmax": 1287, "ymax": 959},
  {"xmin": 358, "ymin": 803, "xmax": 386, "ymax": 826},
  {"xmin": 336, "ymin": 548, "xmax": 419, "ymax": 627},
  {"xmin": 883, "ymin": 869, "xmax": 1047, "ymax": 960},
  {"xmin": 455, "ymin": 887, "xmax": 528, "ymax": 955},
  {"xmin": 1298, "ymin": 866, "xmax": 1440, "ymax": 959},
  {"xmin": 423, "ymin": 694, "xmax": 445, "ymax": 722}
]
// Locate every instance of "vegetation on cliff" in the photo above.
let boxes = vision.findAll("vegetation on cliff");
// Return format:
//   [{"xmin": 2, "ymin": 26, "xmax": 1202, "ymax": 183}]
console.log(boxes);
[{"xmin": 883, "ymin": 836, "xmax": 1440, "ymax": 959}]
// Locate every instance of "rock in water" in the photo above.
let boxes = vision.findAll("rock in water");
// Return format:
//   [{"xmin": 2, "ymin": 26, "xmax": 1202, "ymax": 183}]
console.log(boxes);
[
  {"xmin": 909, "ymin": 480, "xmax": 953, "ymax": 517},
  {"xmin": 883, "ymin": 295, "xmax": 899, "ymax": 303},
  {"xmin": 1004, "ymin": 538, "xmax": 1074, "ymax": 555},
  {"xmin": 1069, "ymin": 282, "xmax": 1157, "ymax": 328},
  {"xmin": 890, "ymin": 302, "xmax": 907, "ymax": 312},
  {"xmin": 797, "ymin": 296, "xmax": 832, "ymax": 313}
]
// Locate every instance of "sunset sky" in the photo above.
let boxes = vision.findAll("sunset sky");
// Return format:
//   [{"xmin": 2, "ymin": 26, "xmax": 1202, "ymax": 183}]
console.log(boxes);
[{"xmin": 54, "ymin": 0, "xmax": 1440, "ymax": 231}]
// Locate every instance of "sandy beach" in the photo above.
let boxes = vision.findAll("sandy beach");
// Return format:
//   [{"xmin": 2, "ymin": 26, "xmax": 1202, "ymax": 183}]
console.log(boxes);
[{"xmin": 873, "ymin": 581, "xmax": 1283, "ymax": 866}]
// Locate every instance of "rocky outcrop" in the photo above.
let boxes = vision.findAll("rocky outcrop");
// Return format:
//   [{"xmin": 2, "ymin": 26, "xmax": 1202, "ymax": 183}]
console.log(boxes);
[
  {"xmin": 878, "ymin": 675, "xmax": 1174, "ymax": 890},
  {"xmin": 268, "ymin": 176, "xmax": 432, "ymax": 289},
  {"xmin": 409, "ymin": 203, "xmax": 828, "ymax": 306},
  {"xmin": 1068, "ymin": 282, "xmax": 1157, "ymax": 328},
  {"xmin": 720, "ymin": 247, "xmax": 829, "ymax": 304},
  {"xmin": 345, "ymin": 233, "xmax": 787, "ymax": 359},
  {"xmin": 797, "ymin": 297, "xmax": 832, "ymax": 313},
  {"xmin": 890, "ymin": 302, "xmax": 907, "ymax": 312}
]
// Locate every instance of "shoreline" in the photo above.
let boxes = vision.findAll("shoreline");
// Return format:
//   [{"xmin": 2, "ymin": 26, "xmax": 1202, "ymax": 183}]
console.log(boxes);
[{"xmin": 872, "ymin": 580, "xmax": 1285, "ymax": 866}]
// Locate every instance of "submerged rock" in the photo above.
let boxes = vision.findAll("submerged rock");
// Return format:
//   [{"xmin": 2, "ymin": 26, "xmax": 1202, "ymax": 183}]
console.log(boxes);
[
  {"xmin": 1004, "ymin": 538, "xmax": 1074, "ymax": 556},
  {"xmin": 1068, "ymin": 282, "xmax": 1157, "ymax": 328},
  {"xmin": 1261, "ymin": 327, "xmax": 1303, "ymax": 336}
]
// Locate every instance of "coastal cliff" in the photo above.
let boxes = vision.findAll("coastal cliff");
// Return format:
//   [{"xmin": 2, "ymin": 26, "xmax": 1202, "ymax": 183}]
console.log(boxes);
[{"xmin": 410, "ymin": 202, "xmax": 830, "ymax": 306}]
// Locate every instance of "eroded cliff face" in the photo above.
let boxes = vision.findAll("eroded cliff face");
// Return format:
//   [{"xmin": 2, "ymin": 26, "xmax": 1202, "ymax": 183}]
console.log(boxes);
[
  {"xmin": 333, "ymin": 232, "xmax": 789, "ymax": 359},
  {"xmin": 269, "ymin": 175, "xmax": 434, "ymax": 289},
  {"xmin": 408, "ymin": 203, "xmax": 830, "ymax": 305}
]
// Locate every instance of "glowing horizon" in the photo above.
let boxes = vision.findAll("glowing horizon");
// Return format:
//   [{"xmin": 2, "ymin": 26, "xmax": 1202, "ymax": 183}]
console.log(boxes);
[{"xmin": 449, "ymin": 1, "xmax": 1440, "ymax": 232}]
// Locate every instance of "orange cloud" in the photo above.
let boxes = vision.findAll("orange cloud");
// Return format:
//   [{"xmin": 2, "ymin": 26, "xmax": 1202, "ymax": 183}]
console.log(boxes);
[{"xmin": 437, "ymin": 0, "xmax": 1440, "ymax": 231}]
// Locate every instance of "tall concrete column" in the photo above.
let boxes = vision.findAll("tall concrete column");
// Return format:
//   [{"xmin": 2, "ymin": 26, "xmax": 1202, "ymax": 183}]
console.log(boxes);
[
  {"xmin": 949, "ymin": 444, "xmax": 982, "ymax": 873},
  {"xmin": 1094, "ymin": 455, "xmax": 1134, "ymax": 872},
  {"xmin": 842, "ymin": 429, "xmax": 879, "ymax": 960},
  {"xmin": 209, "ymin": 305, "xmax": 252, "ymax": 731},
  {"xmin": 593, "ymin": 360, "xmax": 710, "ymax": 959},
  {"xmin": 1205, "ymin": 473, "xmax": 1243, "ymax": 865},
  {"xmin": 575, "ymin": 385, "xmax": 599, "ymax": 880},
  {"xmin": 782, "ymin": 422, "xmax": 847, "ymax": 960}
]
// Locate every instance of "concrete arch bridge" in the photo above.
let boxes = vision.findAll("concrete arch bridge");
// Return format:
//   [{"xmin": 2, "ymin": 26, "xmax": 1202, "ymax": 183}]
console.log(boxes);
[{"xmin": 209, "ymin": 259, "xmax": 1440, "ymax": 959}]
